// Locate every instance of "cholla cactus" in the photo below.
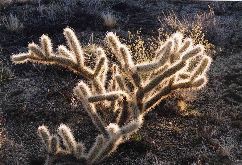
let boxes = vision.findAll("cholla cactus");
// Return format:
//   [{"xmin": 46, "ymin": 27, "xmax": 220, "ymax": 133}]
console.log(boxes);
[{"xmin": 12, "ymin": 28, "xmax": 212, "ymax": 164}]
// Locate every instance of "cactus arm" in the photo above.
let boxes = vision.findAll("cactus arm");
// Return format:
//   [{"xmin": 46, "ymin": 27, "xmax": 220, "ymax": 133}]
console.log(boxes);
[
  {"xmin": 88, "ymin": 91, "xmax": 128, "ymax": 102},
  {"xmin": 63, "ymin": 28, "xmax": 84, "ymax": 65},
  {"xmin": 74, "ymin": 83, "xmax": 109, "ymax": 138},
  {"xmin": 86, "ymin": 135, "xmax": 105, "ymax": 163},
  {"xmin": 116, "ymin": 96, "xmax": 130, "ymax": 126},
  {"xmin": 91, "ymin": 117, "xmax": 143, "ymax": 164},
  {"xmin": 12, "ymin": 28, "xmax": 101, "ymax": 80},
  {"xmin": 58, "ymin": 124, "xmax": 77, "ymax": 154},
  {"xmin": 141, "ymin": 61, "xmax": 185, "ymax": 96}
]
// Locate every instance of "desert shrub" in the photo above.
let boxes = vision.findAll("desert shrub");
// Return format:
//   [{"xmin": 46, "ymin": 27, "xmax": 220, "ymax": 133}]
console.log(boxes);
[
  {"xmin": 11, "ymin": 27, "xmax": 212, "ymax": 164},
  {"xmin": 1, "ymin": 13, "xmax": 24, "ymax": 32}
]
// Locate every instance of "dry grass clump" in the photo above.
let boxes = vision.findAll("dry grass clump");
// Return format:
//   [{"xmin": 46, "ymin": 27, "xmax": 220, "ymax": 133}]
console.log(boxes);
[
  {"xmin": 101, "ymin": 11, "xmax": 118, "ymax": 28},
  {"xmin": 0, "ymin": 128, "xmax": 5, "ymax": 149},
  {"xmin": 0, "ymin": 0, "xmax": 33, "ymax": 8},
  {"xmin": 0, "ymin": 0, "xmax": 121, "ymax": 32},
  {"xmin": 0, "ymin": 110, "xmax": 6, "ymax": 149},
  {"xmin": 0, "ymin": 0, "xmax": 83, "ymax": 29},
  {"xmin": 1, "ymin": 13, "xmax": 24, "ymax": 32},
  {"xmin": 125, "ymin": 30, "xmax": 159, "ymax": 63},
  {"xmin": 159, "ymin": 6, "xmax": 216, "ymax": 55},
  {"xmin": 37, "ymin": 0, "xmax": 78, "ymax": 23},
  {"xmin": 0, "ymin": 0, "xmax": 34, "ymax": 10},
  {"xmin": 0, "ymin": 62, "xmax": 13, "ymax": 85}
]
